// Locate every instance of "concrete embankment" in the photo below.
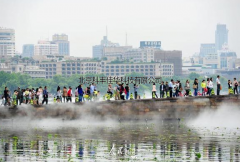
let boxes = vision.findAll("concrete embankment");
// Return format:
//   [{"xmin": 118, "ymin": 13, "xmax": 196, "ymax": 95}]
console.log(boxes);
[{"xmin": 0, "ymin": 95, "xmax": 239, "ymax": 120}]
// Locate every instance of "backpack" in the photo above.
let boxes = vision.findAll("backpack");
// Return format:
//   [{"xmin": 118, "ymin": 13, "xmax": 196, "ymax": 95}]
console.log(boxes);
[{"xmin": 67, "ymin": 89, "xmax": 71, "ymax": 96}]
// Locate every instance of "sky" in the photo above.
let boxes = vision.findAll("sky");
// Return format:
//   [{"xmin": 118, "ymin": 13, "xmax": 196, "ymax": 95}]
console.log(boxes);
[{"xmin": 0, "ymin": 0, "xmax": 240, "ymax": 57}]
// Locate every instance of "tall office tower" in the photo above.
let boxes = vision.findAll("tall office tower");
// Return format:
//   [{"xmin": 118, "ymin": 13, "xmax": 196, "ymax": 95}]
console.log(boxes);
[
  {"xmin": 22, "ymin": 44, "xmax": 34, "ymax": 57},
  {"xmin": 52, "ymin": 34, "xmax": 70, "ymax": 56},
  {"xmin": 0, "ymin": 28, "xmax": 15, "ymax": 57},
  {"xmin": 215, "ymin": 24, "xmax": 228, "ymax": 52}
]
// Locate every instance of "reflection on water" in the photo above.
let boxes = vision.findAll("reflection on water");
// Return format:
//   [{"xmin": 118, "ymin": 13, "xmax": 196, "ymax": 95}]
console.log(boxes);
[{"xmin": 0, "ymin": 120, "xmax": 240, "ymax": 161}]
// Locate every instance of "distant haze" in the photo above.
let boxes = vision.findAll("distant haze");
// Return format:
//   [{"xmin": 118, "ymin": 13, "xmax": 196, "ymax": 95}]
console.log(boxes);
[{"xmin": 0, "ymin": 0, "xmax": 240, "ymax": 57}]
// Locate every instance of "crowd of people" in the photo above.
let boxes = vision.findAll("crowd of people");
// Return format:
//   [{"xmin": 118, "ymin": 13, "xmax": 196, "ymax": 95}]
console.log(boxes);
[{"xmin": 2, "ymin": 75, "xmax": 240, "ymax": 106}]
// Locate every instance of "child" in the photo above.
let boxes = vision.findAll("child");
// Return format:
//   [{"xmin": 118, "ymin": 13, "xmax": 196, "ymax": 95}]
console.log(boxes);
[
  {"xmin": 53, "ymin": 96, "xmax": 57, "ymax": 103},
  {"xmin": 12, "ymin": 90, "xmax": 18, "ymax": 106}
]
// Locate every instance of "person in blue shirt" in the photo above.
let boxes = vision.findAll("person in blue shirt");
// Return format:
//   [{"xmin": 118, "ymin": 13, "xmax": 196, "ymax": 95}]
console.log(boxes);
[
  {"xmin": 78, "ymin": 84, "xmax": 84, "ymax": 102},
  {"xmin": 42, "ymin": 86, "xmax": 48, "ymax": 105}
]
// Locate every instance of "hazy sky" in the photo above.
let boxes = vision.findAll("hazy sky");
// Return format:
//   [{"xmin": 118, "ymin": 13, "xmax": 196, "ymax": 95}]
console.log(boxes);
[{"xmin": 0, "ymin": 0, "xmax": 240, "ymax": 57}]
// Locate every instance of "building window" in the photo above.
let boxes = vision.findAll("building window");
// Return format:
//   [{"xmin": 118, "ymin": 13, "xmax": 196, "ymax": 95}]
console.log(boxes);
[
  {"xmin": 72, "ymin": 68, "xmax": 75, "ymax": 70},
  {"xmin": 67, "ymin": 64, "xmax": 71, "ymax": 66},
  {"xmin": 116, "ymin": 66, "xmax": 119, "ymax": 68},
  {"xmin": 111, "ymin": 69, "xmax": 114, "ymax": 72},
  {"xmin": 72, "ymin": 64, "xmax": 75, "ymax": 66},
  {"xmin": 121, "ymin": 66, "xmax": 124, "ymax": 68}
]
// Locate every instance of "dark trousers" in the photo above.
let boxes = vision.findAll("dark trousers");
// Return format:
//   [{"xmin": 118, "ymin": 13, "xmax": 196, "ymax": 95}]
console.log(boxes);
[
  {"xmin": 186, "ymin": 90, "xmax": 189, "ymax": 96},
  {"xmin": 67, "ymin": 97, "xmax": 72, "ymax": 102},
  {"xmin": 160, "ymin": 91, "xmax": 164, "ymax": 98},
  {"xmin": 234, "ymin": 86, "xmax": 238, "ymax": 94},
  {"xmin": 134, "ymin": 92, "xmax": 137, "ymax": 99},
  {"xmin": 42, "ymin": 97, "xmax": 48, "ymax": 105},
  {"xmin": 217, "ymin": 84, "xmax": 221, "ymax": 95},
  {"xmin": 207, "ymin": 87, "xmax": 210, "ymax": 95},
  {"xmin": 169, "ymin": 88, "xmax": 173, "ymax": 98},
  {"xmin": 152, "ymin": 91, "xmax": 158, "ymax": 98}
]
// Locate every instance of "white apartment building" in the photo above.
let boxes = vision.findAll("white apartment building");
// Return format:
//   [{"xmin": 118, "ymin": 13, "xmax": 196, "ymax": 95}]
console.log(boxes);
[
  {"xmin": 101, "ymin": 61, "xmax": 173, "ymax": 78},
  {"xmin": 39, "ymin": 61, "xmax": 101, "ymax": 79},
  {"xmin": 34, "ymin": 40, "xmax": 58, "ymax": 56},
  {"xmin": 160, "ymin": 63, "xmax": 174, "ymax": 77},
  {"xmin": 0, "ymin": 28, "xmax": 15, "ymax": 57}
]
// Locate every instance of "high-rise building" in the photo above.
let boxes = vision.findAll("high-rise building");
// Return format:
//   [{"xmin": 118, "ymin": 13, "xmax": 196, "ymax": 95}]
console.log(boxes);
[
  {"xmin": 218, "ymin": 45, "xmax": 237, "ymax": 70},
  {"xmin": 92, "ymin": 36, "xmax": 120, "ymax": 59},
  {"xmin": 0, "ymin": 28, "xmax": 15, "ymax": 57},
  {"xmin": 22, "ymin": 44, "xmax": 34, "ymax": 57},
  {"xmin": 52, "ymin": 34, "xmax": 70, "ymax": 56},
  {"xmin": 154, "ymin": 50, "xmax": 182, "ymax": 76},
  {"xmin": 215, "ymin": 24, "xmax": 228, "ymax": 52},
  {"xmin": 199, "ymin": 44, "xmax": 215, "ymax": 57},
  {"xmin": 34, "ymin": 40, "xmax": 58, "ymax": 56}
]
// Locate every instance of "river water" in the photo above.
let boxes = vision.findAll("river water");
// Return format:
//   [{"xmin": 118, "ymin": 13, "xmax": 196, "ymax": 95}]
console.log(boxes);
[{"xmin": 0, "ymin": 116, "xmax": 240, "ymax": 162}]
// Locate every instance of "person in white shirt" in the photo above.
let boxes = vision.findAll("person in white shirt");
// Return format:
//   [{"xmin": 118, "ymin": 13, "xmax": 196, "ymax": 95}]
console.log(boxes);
[
  {"xmin": 152, "ymin": 83, "xmax": 158, "ymax": 98},
  {"xmin": 209, "ymin": 77, "xmax": 214, "ymax": 95},
  {"xmin": 216, "ymin": 75, "xmax": 221, "ymax": 95}
]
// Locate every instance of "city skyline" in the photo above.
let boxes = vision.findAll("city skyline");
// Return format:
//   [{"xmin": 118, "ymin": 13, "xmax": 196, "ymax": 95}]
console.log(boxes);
[{"xmin": 0, "ymin": 0, "xmax": 240, "ymax": 57}]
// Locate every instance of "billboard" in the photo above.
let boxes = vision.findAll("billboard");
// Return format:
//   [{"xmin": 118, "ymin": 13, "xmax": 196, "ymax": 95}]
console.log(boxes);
[{"xmin": 140, "ymin": 41, "xmax": 161, "ymax": 48}]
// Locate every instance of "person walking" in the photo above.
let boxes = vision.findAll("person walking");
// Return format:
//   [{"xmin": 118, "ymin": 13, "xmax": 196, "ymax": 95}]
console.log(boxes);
[
  {"xmin": 165, "ymin": 82, "xmax": 169, "ymax": 97},
  {"xmin": 67, "ymin": 86, "xmax": 72, "ymax": 102},
  {"xmin": 107, "ymin": 84, "xmax": 113, "ymax": 98},
  {"xmin": 201, "ymin": 80, "xmax": 206, "ymax": 96},
  {"xmin": 228, "ymin": 80, "xmax": 232, "ymax": 94},
  {"xmin": 120, "ymin": 83, "xmax": 125, "ymax": 100},
  {"xmin": 216, "ymin": 75, "xmax": 221, "ymax": 95},
  {"xmin": 114, "ymin": 83, "xmax": 120, "ymax": 100},
  {"xmin": 209, "ymin": 78, "xmax": 214, "ymax": 95},
  {"xmin": 57, "ymin": 86, "xmax": 61, "ymax": 103},
  {"xmin": 233, "ymin": 78, "xmax": 239, "ymax": 94},
  {"xmin": 90, "ymin": 83, "xmax": 95, "ymax": 101},
  {"xmin": 42, "ymin": 86, "xmax": 48, "ymax": 105},
  {"xmin": 78, "ymin": 84, "xmax": 84, "ymax": 102},
  {"xmin": 193, "ymin": 78, "xmax": 198, "ymax": 96},
  {"xmin": 62, "ymin": 86, "xmax": 67, "ymax": 103},
  {"xmin": 125, "ymin": 84, "xmax": 130, "ymax": 100},
  {"xmin": 152, "ymin": 83, "xmax": 158, "ymax": 98},
  {"xmin": 3, "ymin": 87, "xmax": 8, "ymax": 106},
  {"xmin": 184, "ymin": 80, "xmax": 190, "ymax": 96},
  {"xmin": 168, "ymin": 79, "xmax": 174, "ymax": 98},
  {"xmin": 134, "ymin": 84, "xmax": 139, "ymax": 99},
  {"xmin": 159, "ymin": 81, "xmax": 166, "ymax": 98}
]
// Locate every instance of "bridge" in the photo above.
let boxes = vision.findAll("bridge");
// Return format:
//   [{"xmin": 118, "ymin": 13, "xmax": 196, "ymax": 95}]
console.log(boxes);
[{"xmin": 1, "ymin": 95, "xmax": 240, "ymax": 120}]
